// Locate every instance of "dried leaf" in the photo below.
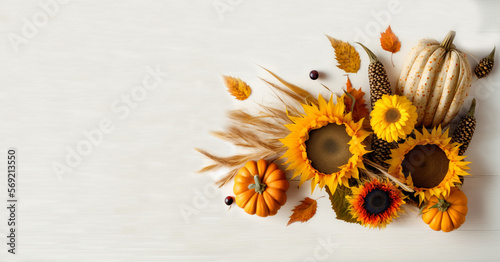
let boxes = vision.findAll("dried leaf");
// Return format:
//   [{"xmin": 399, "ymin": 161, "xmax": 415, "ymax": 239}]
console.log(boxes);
[
  {"xmin": 345, "ymin": 75, "xmax": 353, "ymax": 89},
  {"xmin": 380, "ymin": 26, "xmax": 401, "ymax": 53},
  {"xmin": 326, "ymin": 35, "xmax": 361, "ymax": 74},
  {"xmin": 325, "ymin": 185, "xmax": 359, "ymax": 224},
  {"xmin": 380, "ymin": 26, "xmax": 401, "ymax": 66},
  {"xmin": 287, "ymin": 197, "xmax": 317, "ymax": 226},
  {"xmin": 344, "ymin": 76, "xmax": 369, "ymax": 122},
  {"xmin": 223, "ymin": 75, "xmax": 251, "ymax": 100}
]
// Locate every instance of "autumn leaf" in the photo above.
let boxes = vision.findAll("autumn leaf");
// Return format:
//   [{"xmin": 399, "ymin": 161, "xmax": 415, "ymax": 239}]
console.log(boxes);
[
  {"xmin": 344, "ymin": 76, "xmax": 369, "ymax": 122},
  {"xmin": 287, "ymin": 197, "xmax": 317, "ymax": 226},
  {"xmin": 326, "ymin": 35, "xmax": 361, "ymax": 74},
  {"xmin": 326, "ymin": 185, "xmax": 359, "ymax": 224},
  {"xmin": 380, "ymin": 26, "xmax": 401, "ymax": 53},
  {"xmin": 380, "ymin": 26, "xmax": 401, "ymax": 66},
  {"xmin": 223, "ymin": 75, "xmax": 251, "ymax": 100}
]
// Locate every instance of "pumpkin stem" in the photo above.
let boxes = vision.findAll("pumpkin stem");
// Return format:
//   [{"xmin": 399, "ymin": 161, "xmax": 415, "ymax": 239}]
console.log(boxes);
[
  {"xmin": 356, "ymin": 42, "xmax": 379, "ymax": 63},
  {"xmin": 441, "ymin": 30, "xmax": 456, "ymax": 51},
  {"xmin": 248, "ymin": 175, "xmax": 267, "ymax": 194},
  {"xmin": 436, "ymin": 198, "xmax": 451, "ymax": 212}
]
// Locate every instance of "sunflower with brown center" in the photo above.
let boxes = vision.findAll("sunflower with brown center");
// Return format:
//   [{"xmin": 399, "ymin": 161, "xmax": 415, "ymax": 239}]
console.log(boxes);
[
  {"xmin": 388, "ymin": 126, "xmax": 471, "ymax": 204},
  {"xmin": 281, "ymin": 94, "xmax": 370, "ymax": 193},
  {"xmin": 348, "ymin": 179, "xmax": 405, "ymax": 228}
]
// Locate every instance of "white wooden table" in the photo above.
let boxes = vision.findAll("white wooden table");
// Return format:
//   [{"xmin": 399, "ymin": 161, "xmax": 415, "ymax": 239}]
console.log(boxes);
[{"xmin": 0, "ymin": 0, "xmax": 499, "ymax": 261}]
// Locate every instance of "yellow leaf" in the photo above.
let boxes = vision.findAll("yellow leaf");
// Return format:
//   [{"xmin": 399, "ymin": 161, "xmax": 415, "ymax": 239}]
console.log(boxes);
[
  {"xmin": 223, "ymin": 75, "xmax": 251, "ymax": 100},
  {"xmin": 326, "ymin": 35, "xmax": 361, "ymax": 74},
  {"xmin": 287, "ymin": 197, "xmax": 317, "ymax": 226}
]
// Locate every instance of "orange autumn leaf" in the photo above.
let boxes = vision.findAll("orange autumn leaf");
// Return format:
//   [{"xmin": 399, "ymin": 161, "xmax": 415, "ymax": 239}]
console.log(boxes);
[
  {"xmin": 223, "ymin": 75, "xmax": 252, "ymax": 100},
  {"xmin": 326, "ymin": 35, "xmax": 361, "ymax": 74},
  {"xmin": 344, "ymin": 76, "xmax": 369, "ymax": 122},
  {"xmin": 287, "ymin": 197, "xmax": 317, "ymax": 226},
  {"xmin": 380, "ymin": 26, "xmax": 401, "ymax": 67},
  {"xmin": 380, "ymin": 26, "xmax": 401, "ymax": 53}
]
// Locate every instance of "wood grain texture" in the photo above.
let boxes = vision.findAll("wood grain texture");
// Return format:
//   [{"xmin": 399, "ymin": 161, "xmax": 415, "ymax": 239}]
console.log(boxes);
[{"xmin": 0, "ymin": 0, "xmax": 499, "ymax": 261}]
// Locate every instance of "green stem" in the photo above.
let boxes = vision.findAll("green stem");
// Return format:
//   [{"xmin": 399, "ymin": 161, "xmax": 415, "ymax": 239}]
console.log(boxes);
[
  {"xmin": 488, "ymin": 47, "xmax": 495, "ymax": 62},
  {"xmin": 427, "ymin": 198, "xmax": 451, "ymax": 212},
  {"xmin": 441, "ymin": 31, "xmax": 456, "ymax": 51},
  {"xmin": 344, "ymin": 90, "xmax": 356, "ymax": 113},
  {"xmin": 248, "ymin": 175, "xmax": 266, "ymax": 194},
  {"xmin": 436, "ymin": 199, "xmax": 451, "ymax": 212},
  {"xmin": 467, "ymin": 98, "xmax": 476, "ymax": 118},
  {"xmin": 356, "ymin": 42, "xmax": 379, "ymax": 63}
]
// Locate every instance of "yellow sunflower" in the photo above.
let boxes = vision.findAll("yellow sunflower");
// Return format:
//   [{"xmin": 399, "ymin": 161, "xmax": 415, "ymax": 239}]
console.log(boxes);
[
  {"xmin": 371, "ymin": 94, "xmax": 417, "ymax": 142},
  {"xmin": 348, "ymin": 179, "xmax": 405, "ymax": 229},
  {"xmin": 281, "ymin": 94, "xmax": 370, "ymax": 193},
  {"xmin": 388, "ymin": 126, "xmax": 470, "ymax": 203}
]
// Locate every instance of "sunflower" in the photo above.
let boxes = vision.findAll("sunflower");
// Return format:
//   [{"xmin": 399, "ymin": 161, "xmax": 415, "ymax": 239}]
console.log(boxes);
[
  {"xmin": 281, "ymin": 94, "xmax": 370, "ymax": 193},
  {"xmin": 370, "ymin": 94, "xmax": 417, "ymax": 142},
  {"xmin": 347, "ymin": 179, "xmax": 405, "ymax": 228},
  {"xmin": 388, "ymin": 126, "xmax": 470, "ymax": 203}
]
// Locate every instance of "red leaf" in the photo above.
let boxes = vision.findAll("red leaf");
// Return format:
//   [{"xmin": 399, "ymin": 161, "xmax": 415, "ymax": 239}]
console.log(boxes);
[{"xmin": 344, "ymin": 76, "xmax": 369, "ymax": 122}]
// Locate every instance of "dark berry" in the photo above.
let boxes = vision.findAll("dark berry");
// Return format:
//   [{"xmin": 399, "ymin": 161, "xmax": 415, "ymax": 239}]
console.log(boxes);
[
  {"xmin": 309, "ymin": 70, "xmax": 319, "ymax": 80},
  {"xmin": 224, "ymin": 196, "xmax": 234, "ymax": 205}
]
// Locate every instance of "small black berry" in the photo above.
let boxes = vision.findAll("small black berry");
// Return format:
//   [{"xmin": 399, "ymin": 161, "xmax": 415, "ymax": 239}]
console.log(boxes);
[
  {"xmin": 309, "ymin": 70, "xmax": 319, "ymax": 80},
  {"xmin": 224, "ymin": 196, "xmax": 234, "ymax": 205}
]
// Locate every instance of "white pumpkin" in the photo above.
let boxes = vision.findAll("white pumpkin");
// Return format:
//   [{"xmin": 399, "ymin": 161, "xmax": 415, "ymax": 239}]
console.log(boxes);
[{"xmin": 396, "ymin": 31, "xmax": 472, "ymax": 127}]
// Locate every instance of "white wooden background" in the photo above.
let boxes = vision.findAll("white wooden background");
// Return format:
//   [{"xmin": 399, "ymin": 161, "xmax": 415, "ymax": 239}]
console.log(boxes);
[{"xmin": 0, "ymin": 0, "xmax": 499, "ymax": 261}]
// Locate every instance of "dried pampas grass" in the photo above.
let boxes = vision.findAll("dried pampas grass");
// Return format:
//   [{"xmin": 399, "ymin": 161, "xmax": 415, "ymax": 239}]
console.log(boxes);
[
  {"xmin": 197, "ymin": 69, "xmax": 316, "ymax": 187},
  {"xmin": 363, "ymin": 159, "xmax": 414, "ymax": 193}
]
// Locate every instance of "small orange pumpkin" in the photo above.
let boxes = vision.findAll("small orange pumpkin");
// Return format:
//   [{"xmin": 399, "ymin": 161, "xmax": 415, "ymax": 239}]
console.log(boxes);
[
  {"xmin": 233, "ymin": 159, "xmax": 289, "ymax": 217},
  {"xmin": 422, "ymin": 188, "xmax": 468, "ymax": 232}
]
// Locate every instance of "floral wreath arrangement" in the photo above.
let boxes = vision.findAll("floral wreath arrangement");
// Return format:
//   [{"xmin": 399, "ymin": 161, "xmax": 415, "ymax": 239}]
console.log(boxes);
[{"xmin": 197, "ymin": 27, "xmax": 495, "ymax": 232}]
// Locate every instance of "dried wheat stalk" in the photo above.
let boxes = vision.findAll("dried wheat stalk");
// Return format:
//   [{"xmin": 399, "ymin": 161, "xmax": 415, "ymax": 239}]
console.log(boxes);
[{"xmin": 197, "ymin": 76, "xmax": 314, "ymax": 187}]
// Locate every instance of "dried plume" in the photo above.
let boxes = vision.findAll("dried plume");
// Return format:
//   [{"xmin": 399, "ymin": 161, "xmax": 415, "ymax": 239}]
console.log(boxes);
[{"xmin": 197, "ymin": 69, "xmax": 315, "ymax": 187}]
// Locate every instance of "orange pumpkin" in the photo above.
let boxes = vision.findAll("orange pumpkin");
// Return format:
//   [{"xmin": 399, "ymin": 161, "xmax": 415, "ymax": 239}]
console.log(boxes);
[
  {"xmin": 422, "ymin": 188, "xmax": 468, "ymax": 232},
  {"xmin": 233, "ymin": 159, "xmax": 289, "ymax": 217}
]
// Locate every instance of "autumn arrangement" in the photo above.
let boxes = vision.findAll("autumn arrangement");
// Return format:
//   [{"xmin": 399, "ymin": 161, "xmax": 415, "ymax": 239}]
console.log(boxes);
[{"xmin": 197, "ymin": 26, "xmax": 494, "ymax": 232}]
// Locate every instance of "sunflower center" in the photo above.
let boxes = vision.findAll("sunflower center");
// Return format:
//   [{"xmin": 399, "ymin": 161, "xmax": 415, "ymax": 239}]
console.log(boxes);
[
  {"xmin": 305, "ymin": 123, "xmax": 353, "ymax": 174},
  {"xmin": 402, "ymin": 144, "xmax": 450, "ymax": 188},
  {"xmin": 364, "ymin": 189, "xmax": 391, "ymax": 215},
  {"xmin": 385, "ymin": 108, "xmax": 401, "ymax": 123}
]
